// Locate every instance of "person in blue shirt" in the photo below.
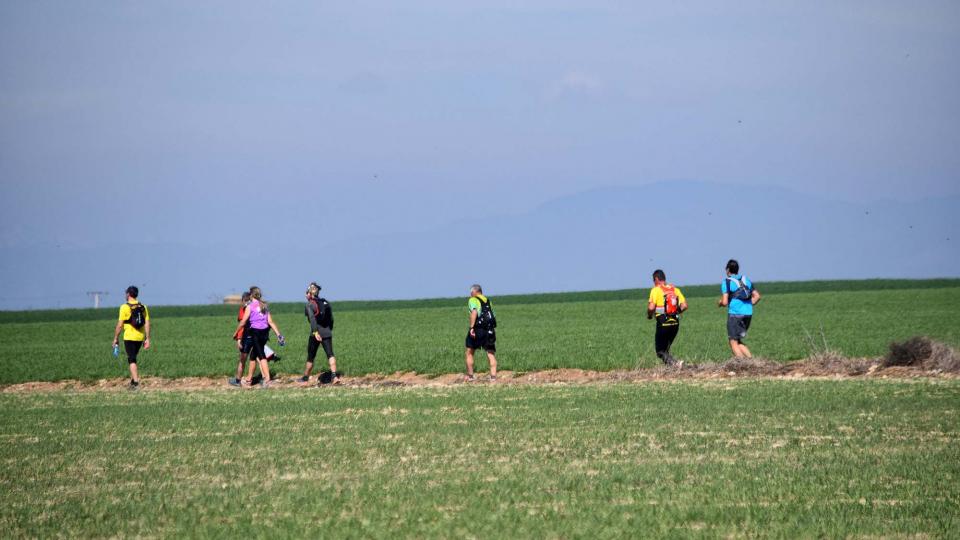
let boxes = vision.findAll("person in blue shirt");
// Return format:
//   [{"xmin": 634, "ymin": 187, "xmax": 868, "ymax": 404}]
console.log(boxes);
[{"xmin": 718, "ymin": 259, "xmax": 762, "ymax": 358}]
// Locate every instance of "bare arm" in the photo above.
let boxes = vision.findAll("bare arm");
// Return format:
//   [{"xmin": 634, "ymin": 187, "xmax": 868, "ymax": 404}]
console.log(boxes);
[
  {"xmin": 647, "ymin": 301, "xmax": 656, "ymax": 319},
  {"xmin": 718, "ymin": 293, "xmax": 729, "ymax": 308},
  {"xmin": 112, "ymin": 320, "xmax": 123, "ymax": 345},
  {"xmin": 751, "ymin": 289, "xmax": 761, "ymax": 305},
  {"xmin": 267, "ymin": 313, "xmax": 282, "ymax": 337},
  {"xmin": 143, "ymin": 320, "xmax": 151, "ymax": 349},
  {"xmin": 469, "ymin": 310, "xmax": 478, "ymax": 336},
  {"xmin": 679, "ymin": 302, "xmax": 688, "ymax": 313},
  {"xmin": 234, "ymin": 306, "xmax": 251, "ymax": 337}
]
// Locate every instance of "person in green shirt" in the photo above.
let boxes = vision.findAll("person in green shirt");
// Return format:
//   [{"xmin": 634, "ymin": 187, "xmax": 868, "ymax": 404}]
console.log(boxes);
[{"xmin": 465, "ymin": 284, "xmax": 498, "ymax": 381}]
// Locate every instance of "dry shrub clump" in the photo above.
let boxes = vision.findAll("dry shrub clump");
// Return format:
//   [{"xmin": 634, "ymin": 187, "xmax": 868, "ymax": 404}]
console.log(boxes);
[
  {"xmin": 722, "ymin": 357, "xmax": 786, "ymax": 375},
  {"xmin": 799, "ymin": 351, "xmax": 873, "ymax": 376},
  {"xmin": 884, "ymin": 337, "xmax": 960, "ymax": 372}
]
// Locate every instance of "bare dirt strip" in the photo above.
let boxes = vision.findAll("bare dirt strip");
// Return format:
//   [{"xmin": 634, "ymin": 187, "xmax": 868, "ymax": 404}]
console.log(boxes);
[{"xmin": 2, "ymin": 353, "xmax": 957, "ymax": 394}]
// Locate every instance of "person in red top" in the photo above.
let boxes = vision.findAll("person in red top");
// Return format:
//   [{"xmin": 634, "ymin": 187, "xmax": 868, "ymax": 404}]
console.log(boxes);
[{"xmin": 228, "ymin": 292, "xmax": 253, "ymax": 387}]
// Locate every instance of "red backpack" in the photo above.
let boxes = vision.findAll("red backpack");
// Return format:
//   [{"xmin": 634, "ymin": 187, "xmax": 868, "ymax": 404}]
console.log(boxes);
[{"xmin": 661, "ymin": 284, "xmax": 680, "ymax": 316}]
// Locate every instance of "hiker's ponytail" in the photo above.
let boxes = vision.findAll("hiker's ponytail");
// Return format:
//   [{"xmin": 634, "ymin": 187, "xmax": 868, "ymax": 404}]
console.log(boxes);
[{"xmin": 249, "ymin": 286, "xmax": 269, "ymax": 313}]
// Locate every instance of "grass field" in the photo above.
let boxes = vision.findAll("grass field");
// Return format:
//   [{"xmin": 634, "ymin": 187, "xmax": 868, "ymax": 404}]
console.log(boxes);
[
  {"xmin": 0, "ymin": 280, "xmax": 959, "ymax": 384},
  {"xmin": 1, "ymin": 380, "xmax": 958, "ymax": 537}
]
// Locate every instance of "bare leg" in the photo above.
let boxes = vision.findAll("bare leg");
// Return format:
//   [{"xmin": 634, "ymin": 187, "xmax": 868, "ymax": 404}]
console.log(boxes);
[
  {"xmin": 259, "ymin": 359, "xmax": 271, "ymax": 383},
  {"xmin": 302, "ymin": 361, "xmax": 314, "ymax": 379},
  {"xmin": 487, "ymin": 352, "xmax": 497, "ymax": 377},
  {"xmin": 729, "ymin": 339, "xmax": 742, "ymax": 358},
  {"xmin": 235, "ymin": 353, "xmax": 248, "ymax": 381},
  {"xmin": 129, "ymin": 363, "xmax": 139, "ymax": 383},
  {"xmin": 328, "ymin": 356, "xmax": 341, "ymax": 383},
  {"xmin": 739, "ymin": 343, "xmax": 753, "ymax": 358},
  {"xmin": 465, "ymin": 348, "xmax": 475, "ymax": 378},
  {"xmin": 246, "ymin": 358, "xmax": 258, "ymax": 382}
]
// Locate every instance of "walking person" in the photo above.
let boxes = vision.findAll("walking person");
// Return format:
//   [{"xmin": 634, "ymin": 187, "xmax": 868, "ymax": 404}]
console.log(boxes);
[
  {"xmin": 718, "ymin": 259, "xmax": 762, "ymax": 358},
  {"xmin": 647, "ymin": 270, "xmax": 688, "ymax": 366},
  {"xmin": 464, "ymin": 284, "xmax": 498, "ymax": 381},
  {"xmin": 297, "ymin": 283, "xmax": 341, "ymax": 385},
  {"xmin": 111, "ymin": 286, "xmax": 151, "ymax": 390},
  {"xmin": 228, "ymin": 291, "xmax": 253, "ymax": 387},
  {"xmin": 235, "ymin": 286, "xmax": 285, "ymax": 388}
]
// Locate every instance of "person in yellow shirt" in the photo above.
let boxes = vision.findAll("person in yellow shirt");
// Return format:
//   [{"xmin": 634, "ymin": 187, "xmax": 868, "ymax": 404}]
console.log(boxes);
[
  {"xmin": 112, "ymin": 286, "xmax": 151, "ymax": 390},
  {"xmin": 646, "ymin": 270, "xmax": 687, "ymax": 367}
]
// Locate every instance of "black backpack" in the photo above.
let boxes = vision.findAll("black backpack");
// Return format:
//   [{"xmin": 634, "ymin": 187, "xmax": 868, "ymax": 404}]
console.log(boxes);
[
  {"xmin": 475, "ymin": 297, "xmax": 497, "ymax": 330},
  {"xmin": 726, "ymin": 276, "xmax": 752, "ymax": 302},
  {"xmin": 127, "ymin": 303, "xmax": 146, "ymax": 329},
  {"xmin": 310, "ymin": 297, "xmax": 335, "ymax": 329}
]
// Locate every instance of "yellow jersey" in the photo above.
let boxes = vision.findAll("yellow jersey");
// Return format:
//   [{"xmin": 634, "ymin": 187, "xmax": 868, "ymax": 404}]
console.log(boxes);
[
  {"xmin": 118, "ymin": 301, "xmax": 150, "ymax": 341},
  {"xmin": 648, "ymin": 284, "xmax": 686, "ymax": 314}
]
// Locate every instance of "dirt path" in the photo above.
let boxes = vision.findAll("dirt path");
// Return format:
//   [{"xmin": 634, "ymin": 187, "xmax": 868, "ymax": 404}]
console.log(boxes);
[{"xmin": 2, "ymin": 355, "xmax": 957, "ymax": 394}]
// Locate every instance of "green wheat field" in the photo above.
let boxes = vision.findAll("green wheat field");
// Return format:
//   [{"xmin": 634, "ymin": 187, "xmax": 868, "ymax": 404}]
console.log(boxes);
[{"xmin": 1, "ymin": 279, "xmax": 958, "ymax": 537}]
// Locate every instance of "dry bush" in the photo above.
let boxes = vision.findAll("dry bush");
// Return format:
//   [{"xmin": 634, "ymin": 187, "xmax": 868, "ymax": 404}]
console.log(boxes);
[
  {"xmin": 800, "ymin": 351, "xmax": 873, "ymax": 376},
  {"xmin": 718, "ymin": 357, "xmax": 787, "ymax": 376},
  {"xmin": 884, "ymin": 337, "xmax": 960, "ymax": 372}
]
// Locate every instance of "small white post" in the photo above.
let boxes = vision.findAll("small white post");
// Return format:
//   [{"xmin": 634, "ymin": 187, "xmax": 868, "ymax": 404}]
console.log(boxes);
[{"xmin": 87, "ymin": 291, "xmax": 108, "ymax": 309}]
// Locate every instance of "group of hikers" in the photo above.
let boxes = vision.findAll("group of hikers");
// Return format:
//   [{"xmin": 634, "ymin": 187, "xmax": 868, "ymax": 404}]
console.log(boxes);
[
  {"xmin": 109, "ymin": 259, "xmax": 760, "ymax": 390},
  {"xmin": 225, "ymin": 282, "xmax": 340, "ymax": 388}
]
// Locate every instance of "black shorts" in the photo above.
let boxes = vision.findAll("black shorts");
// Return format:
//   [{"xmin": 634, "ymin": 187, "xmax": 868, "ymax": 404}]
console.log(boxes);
[
  {"xmin": 465, "ymin": 328, "xmax": 496, "ymax": 352},
  {"xmin": 307, "ymin": 335, "xmax": 335, "ymax": 361},
  {"xmin": 124, "ymin": 340, "xmax": 143, "ymax": 364},
  {"xmin": 248, "ymin": 328, "xmax": 270, "ymax": 360},
  {"xmin": 727, "ymin": 315, "xmax": 752, "ymax": 341},
  {"xmin": 239, "ymin": 334, "xmax": 255, "ymax": 354}
]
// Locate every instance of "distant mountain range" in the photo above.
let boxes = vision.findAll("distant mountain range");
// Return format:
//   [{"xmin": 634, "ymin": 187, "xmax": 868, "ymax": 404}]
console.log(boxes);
[{"xmin": 2, "ymin": 181, "xmax": 957, "ymax": 309}]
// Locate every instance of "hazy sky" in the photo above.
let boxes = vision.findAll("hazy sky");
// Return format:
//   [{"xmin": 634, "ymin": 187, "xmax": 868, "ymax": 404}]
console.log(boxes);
[{"xmin": 1, "ymin": 1, "xmax": 958, "ymax": 307}]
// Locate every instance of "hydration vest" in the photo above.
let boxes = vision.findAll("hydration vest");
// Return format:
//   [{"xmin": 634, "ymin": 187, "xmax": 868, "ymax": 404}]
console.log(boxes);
[{"xmin": 308, "ymin": 296, "xmax": 335, "ymax": 329}]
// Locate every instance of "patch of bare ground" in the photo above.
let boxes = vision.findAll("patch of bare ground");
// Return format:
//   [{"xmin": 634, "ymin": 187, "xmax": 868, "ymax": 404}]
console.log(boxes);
[{"xmin": 2, "ymin": 338, "xmax": 957, "ymax": 394}]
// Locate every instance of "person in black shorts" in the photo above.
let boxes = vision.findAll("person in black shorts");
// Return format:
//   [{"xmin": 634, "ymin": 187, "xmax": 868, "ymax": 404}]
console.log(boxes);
[
  {"xmin": 111, "ymin": 286, "xmax": 151, "ymax": 391},
  {"xmin": 297, "ymin": 283, "xmax": 340, "ymax": 385},
  {"xmin": 465, "ymin": 284, "xmax": 498, "ymax": 381}
]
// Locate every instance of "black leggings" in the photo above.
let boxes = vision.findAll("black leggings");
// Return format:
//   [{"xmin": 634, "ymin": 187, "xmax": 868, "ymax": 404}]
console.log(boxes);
[
  {"xmin": 248, "ymin": 328, "xmax": 270, "ymax": 361},
  {"xmin": 654, "ymin": 321, "xmax": 679, "ymax": 365}
]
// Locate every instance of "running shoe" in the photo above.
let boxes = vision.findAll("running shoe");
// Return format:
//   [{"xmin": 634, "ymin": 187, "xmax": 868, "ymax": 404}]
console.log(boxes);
[{"xmin": 228, "ymin": 378, "xmax": 241, "ymax": 387}]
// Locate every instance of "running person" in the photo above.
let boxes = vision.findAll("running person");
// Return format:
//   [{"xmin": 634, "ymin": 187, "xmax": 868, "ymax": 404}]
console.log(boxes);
[
  {"xmin": 228, "ymin": 291, "xmax": 253, "ymax": 387},
  {"xmin": 297, "ymin": 283, "xmax": 340, "ymax": 385},
  {"xmin": 646, "ymin": 270, "xmax": 688, "ymax": 366},
  {"xmin": 465, "ymin": 284, "xmax": 498, "ymax": 381},
  {"xmin": 111, "ymin": 286, "xmax": 151, "ymax": 390},
  {"xmin": 235, "ymin": 286, "xmax": 285, "ymax": 388},
  {"xmin": 718, "ymin": 259, "xmax": 761, "ymax": 358}
]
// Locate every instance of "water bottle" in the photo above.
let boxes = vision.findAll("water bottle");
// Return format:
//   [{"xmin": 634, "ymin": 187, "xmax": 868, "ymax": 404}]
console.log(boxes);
[
  {"xmin": 112, "ymin": 343, "xmax": 120, "ymax": 358},
  {"xmin": 277, "ymin": 335, "xmax": 286, "ymax": 347}
]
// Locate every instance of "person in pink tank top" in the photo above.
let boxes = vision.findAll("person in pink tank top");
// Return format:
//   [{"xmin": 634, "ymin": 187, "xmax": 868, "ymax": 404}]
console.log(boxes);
[{"xmin": 234, "ymin": 286, "xmax": 285, "ymax": 388}]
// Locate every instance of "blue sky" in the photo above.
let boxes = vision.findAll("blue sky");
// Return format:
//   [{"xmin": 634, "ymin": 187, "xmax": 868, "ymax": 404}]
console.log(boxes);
[{"xmin": 1, "ymin": 1, "xmax": 958, "ymax": 308}]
